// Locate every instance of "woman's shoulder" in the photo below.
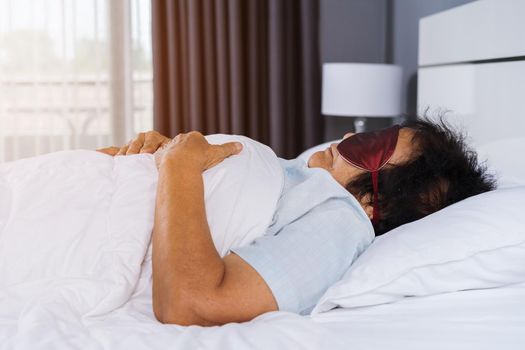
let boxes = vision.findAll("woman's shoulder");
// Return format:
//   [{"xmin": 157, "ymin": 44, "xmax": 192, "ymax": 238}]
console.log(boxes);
[{"xmin": 308, "ymin": 197, "xmax": 375, "ymax": 240}]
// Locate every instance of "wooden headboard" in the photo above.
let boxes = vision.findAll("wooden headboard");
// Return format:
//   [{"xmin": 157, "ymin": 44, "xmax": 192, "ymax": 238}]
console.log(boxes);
[{"xmin": 417, "ymin": 0, "xmax": 525, "ymax": 148}]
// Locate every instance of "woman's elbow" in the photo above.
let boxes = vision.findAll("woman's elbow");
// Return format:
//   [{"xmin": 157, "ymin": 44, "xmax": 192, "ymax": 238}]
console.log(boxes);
[
  {"xmin": 152, "ymin": 301, "xmax": 167, "ymax": 324},
  {"xmin": 154, "ymin": 306, "xmax": 192, "ymax": 326},
  {"xmin": 153, "ymin": 298, "xmax": 213, "ymax": 326},
  {"xmin": 155, "ymin": 312, "xmax": 194, "ymax": 326}
]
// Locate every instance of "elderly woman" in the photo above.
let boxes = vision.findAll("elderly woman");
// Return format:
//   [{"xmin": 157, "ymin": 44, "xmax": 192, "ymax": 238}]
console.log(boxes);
[{"xmin": 99, "ymin": 119, "xmax": 494, "ymax": 326}]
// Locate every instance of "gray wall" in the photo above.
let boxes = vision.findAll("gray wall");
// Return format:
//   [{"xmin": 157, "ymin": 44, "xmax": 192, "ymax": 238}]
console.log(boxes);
[
  {"xmin": 390, "ymin": 0, "xmax": 476, "ymax": 115},
  {"xmin": 320, "ymin": 0, "xmax": 476, "ymax": 141},
  {"xmin": 320, "ymin": 0, "xmax": 389, "ymax": 141}
]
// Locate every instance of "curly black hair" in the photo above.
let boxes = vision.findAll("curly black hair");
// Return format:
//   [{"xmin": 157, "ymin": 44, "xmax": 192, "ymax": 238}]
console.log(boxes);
[{"xmin": 346, "ymin": 117, "xmax": 496, "ymax": 236}]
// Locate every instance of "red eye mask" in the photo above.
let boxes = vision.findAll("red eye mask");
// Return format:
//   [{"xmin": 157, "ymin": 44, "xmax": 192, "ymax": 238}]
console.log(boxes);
[{"xmin": 336, "ymin": 125, "xmax": 400, "ymax": 225}]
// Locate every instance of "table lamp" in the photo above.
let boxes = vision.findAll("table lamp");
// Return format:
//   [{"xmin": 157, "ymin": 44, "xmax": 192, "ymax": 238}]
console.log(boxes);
[{"xmin": 322, "ymin": 63, "xmax": 403, "ymax": 133}]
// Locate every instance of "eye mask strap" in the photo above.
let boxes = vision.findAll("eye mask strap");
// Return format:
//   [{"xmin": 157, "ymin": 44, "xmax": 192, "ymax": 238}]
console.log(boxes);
[{"xmin": 371, "ymin": 170, "xmax": 379, "ymax": 225}]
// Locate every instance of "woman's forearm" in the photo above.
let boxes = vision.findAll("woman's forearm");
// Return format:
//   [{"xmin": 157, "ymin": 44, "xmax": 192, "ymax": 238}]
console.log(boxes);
[{"xmin": 152, "ymin": 157, "xmax": 226, "ymax": 325}]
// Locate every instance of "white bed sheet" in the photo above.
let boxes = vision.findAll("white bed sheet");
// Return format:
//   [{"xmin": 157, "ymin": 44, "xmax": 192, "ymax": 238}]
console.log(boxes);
[{"xmin": 2, "ymin": 258, "xmax": 524, "ymax": 350}]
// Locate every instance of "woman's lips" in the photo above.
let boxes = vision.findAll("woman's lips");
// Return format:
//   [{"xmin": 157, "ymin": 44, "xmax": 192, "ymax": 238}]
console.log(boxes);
[{"xmin": 326, "ymin": 147, "xmax": 334, "ymax": 165}]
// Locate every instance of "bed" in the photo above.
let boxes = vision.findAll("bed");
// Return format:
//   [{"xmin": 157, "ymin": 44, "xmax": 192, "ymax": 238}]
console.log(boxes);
[
  {"xmin": 2, "ymin": 1, "xmax": 525, "ymax": 349},
  {"xmin": 2, "ymin": 282, "xmax": 524, "ymax": 349}
]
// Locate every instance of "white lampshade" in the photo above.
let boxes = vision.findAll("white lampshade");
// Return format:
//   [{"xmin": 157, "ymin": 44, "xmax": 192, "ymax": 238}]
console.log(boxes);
[{"xmin": 322, "ymin": 63, "xmax": 403, "ymax": 117}]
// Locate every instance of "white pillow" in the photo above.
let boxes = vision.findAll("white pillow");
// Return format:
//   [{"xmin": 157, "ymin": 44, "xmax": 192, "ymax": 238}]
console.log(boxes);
[
  {"xmin": 477, "ymin": 137, "xmax": 525, "ymax": 188},
  {"xmin": 312, "ymin": 186, "xmax": 525, "ymax": 315},
  {"xmin": 0, "ymin": 135, "xmax": 282, "ymax": 318},
  {"xmin": 203, "ymin": 135, "xmax": 283, "ymax": 256}
]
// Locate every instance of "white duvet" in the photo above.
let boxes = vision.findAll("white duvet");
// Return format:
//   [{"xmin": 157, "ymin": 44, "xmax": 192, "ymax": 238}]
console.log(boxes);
[{"xmin": 0, "ymin": 135, "xmax": 283, "ymax": 337}]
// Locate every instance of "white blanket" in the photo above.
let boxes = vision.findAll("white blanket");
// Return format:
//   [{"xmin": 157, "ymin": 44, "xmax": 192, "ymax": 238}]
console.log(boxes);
[{"xmin": 0, "ymin": 135, "xmax": 282, "ymax": 329}]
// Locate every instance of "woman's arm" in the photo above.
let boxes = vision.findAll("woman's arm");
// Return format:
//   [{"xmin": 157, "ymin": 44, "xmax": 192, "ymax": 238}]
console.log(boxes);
[
  {"xmin": 153, "ymin": 159, "xmax": 221, "ymax": 325},
  {"xmin": 152, "ymin": 132, "xmax": 278, "ymax": 326}
]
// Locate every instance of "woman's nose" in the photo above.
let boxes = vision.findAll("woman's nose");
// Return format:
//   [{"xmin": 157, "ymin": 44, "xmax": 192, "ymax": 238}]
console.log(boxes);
[
  {"xmin": 330, "ymin": 143, "xmax": 338, "ymax": 155},
  {"xmin": 343, "ymin": 132, "xmax": 355, "ymax": 140}
]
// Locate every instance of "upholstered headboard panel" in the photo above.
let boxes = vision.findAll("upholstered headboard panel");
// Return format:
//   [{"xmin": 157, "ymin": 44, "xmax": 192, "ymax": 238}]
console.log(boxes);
[{"xmin": 417, "ymin": 0, "xmax": 525, "ymax": 148}]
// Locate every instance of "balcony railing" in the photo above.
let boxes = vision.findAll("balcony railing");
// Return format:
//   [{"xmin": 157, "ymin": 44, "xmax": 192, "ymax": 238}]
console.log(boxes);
[{"xmin": 0, "ymin": 76, "xmax": 152, "ymax": 161}]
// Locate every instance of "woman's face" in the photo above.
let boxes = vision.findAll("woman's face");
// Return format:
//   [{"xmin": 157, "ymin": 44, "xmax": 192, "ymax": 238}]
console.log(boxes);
[{"xmin": 307, "ymin": 128, "xmax": 416, "ymax": 188}]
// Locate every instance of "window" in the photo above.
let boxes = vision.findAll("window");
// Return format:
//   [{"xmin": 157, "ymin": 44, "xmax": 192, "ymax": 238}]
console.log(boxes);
[{"xmin": 0, "ymin": 0, "xmax": 152, "ymax": 161}]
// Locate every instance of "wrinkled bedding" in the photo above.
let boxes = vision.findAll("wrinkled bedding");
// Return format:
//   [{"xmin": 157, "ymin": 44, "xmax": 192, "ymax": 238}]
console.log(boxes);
[{"xmin": 0, "ymin": 135, "xmax": 282, "ymax": 330}]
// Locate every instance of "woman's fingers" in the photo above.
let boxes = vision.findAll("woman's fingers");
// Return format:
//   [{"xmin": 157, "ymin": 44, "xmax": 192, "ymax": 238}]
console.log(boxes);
[
  {"xmin": 116, "ymin": 144, "xmax": 130, "ymax": 156},
  {"xmin": 155, "ymin": 131, "xmax": 243, "ymax": 171},
  {"xmin": 216, "ymin": 142, "xmax": 243, "ymax": 158},
  {"xmin": 205, "ymin": 142, "xmax": 243, "ymax": 169},
  {"xmin": 98, "ymin": 130, "xmax": 172, "ymax": 157},
  {"xmin": 106, "ymin": 133, "xmax": 242, "ymax": 166},
  {"xmin": 96, "ymin": 146, "xmax": 120, "ymax": 156},
  {"xmin": 141, "ymin": 134, "xmax": 165, "ymax": 153},
  {"xmin": 126, "ymin": 132, "xmax": 146, "ymax": 155}
]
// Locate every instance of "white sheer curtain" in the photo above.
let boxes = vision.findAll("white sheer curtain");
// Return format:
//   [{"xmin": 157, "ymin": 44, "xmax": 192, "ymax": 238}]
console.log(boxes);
[{"xmin": 0, "ymin": 0, "xmax": 152, "ymax": 162}]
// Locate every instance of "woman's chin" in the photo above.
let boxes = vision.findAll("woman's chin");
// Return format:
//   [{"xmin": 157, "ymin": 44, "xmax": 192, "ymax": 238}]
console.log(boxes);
[{"xmin": 307, "ymin": 151, "xmax": 325, "ymax": 169}]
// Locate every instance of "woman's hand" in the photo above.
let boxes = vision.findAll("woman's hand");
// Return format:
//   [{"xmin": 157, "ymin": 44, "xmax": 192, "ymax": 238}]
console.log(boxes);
[
  {"xmin": 97, "ymin": 130, "xmax": 171, "ymax": 156},
  {"xmin": 157, "ymin": 131, "xmax": 243, "ymax": 171}
]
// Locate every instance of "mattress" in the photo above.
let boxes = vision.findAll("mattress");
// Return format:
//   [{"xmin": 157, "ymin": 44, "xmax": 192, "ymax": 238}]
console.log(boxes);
[{"xmin": 2, "ymin": 272, "xmax": 524, "ymax": 350}]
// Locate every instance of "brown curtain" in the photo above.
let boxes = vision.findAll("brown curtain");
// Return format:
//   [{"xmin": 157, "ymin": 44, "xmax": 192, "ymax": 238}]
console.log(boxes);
[{"xmin": 152, "ymin": 0, "xmax": 321, "ymax": 158}]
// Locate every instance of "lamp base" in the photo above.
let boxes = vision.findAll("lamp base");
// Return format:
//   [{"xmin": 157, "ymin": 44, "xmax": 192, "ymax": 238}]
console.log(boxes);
[{"xmin": 353, "ymin": 117, "xmax": 367, "ymax": 133}]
